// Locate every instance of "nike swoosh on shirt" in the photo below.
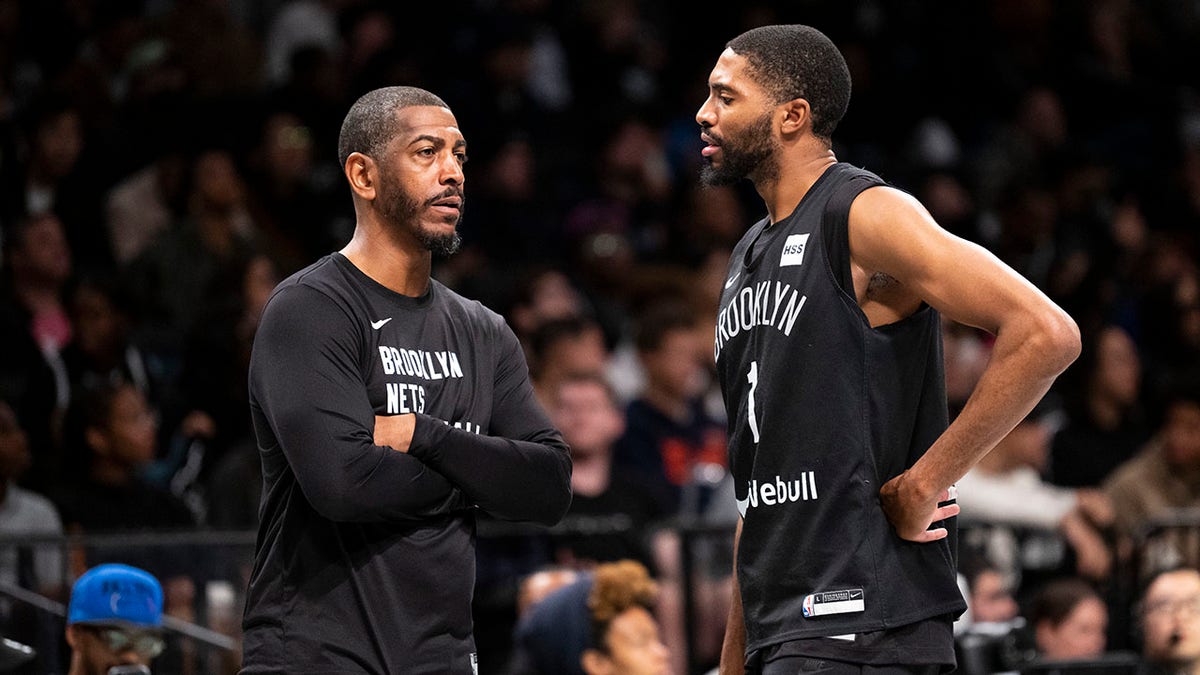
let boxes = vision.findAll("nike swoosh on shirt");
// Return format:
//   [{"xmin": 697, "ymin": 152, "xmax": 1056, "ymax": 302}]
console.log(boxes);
[
  {"xmin": 725, "ymin": 273, "xmax": 740, "ymax": 289},
  {"xmin": 371, "ymin": 318, "xmax": 393, "ymax": 330}
]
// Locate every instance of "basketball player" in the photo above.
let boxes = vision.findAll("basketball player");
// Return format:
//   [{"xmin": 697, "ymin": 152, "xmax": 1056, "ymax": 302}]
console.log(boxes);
[
  {"xmin": 699, "ymin": 26, "xmax": 1080, "ymax": 674},
  {"xmin": 241, "ymin": 86, "xmax": 572, "ymax": 673}
]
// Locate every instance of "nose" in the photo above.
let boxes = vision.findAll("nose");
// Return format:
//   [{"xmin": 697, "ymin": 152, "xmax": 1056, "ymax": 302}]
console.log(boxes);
[
  {"xmin": 440, "ymin": 152, "xmax": 464, "ymax": 186},
  {"xmin": 651, "ymin": 639, "xmax": 670, "ymax": 663},
  {"xmin": 696, "ymin": 96, "xmax": 716, "ymax": 128}
]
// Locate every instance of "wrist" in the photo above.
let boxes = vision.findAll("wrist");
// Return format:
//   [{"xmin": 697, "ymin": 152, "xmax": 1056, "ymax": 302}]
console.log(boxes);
[{"xmin": 900, "ymin": 467, "xmax": 941, "ymax": 503}]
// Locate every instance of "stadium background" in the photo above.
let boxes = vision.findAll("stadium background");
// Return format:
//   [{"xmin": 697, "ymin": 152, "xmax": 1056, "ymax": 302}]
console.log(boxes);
[{"xmin": 1, "ymin": 0, "xmax": 1199, "ymax": 673}]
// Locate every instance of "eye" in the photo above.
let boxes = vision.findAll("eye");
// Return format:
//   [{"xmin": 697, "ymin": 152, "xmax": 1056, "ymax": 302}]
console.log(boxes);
[
  {"xmin": 720, "ymin": 95, "xmax": 733, "ymax": 105},
  {"xmin": 454, "ymin": 152, "xmax": 468, "ymax": 164},
  {"xmin": 417, "ymin": 147, "xmax": 436, "ymax": 157}
]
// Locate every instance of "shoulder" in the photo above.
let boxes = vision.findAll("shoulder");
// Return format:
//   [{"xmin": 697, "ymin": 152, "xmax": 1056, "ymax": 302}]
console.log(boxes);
[
  {"xmin": 433, "ymin": 280, "xmax": 512, "ymax": 335},
  {"xmin": 1104, "ymin": 440, "xmax": 1166, "ymax": 489},
  {"xmin": 262, "ymin": 259, "xmax": 360, "ymax": 327},
  {"xmin": 10, "ymin": 486, "xmax": 63, "ymax": 530}
]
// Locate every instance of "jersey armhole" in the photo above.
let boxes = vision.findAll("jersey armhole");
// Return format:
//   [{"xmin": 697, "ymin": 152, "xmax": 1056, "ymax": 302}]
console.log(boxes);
[{"xmin": 820, "ymin": 174, "xmax": 888, "ymax": 298}]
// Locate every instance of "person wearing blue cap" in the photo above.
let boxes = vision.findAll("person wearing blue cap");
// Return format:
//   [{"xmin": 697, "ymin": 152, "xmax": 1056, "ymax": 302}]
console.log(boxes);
[{"xmin": 65, "ymin": 563, "xmax": 165, "ymax": 675}]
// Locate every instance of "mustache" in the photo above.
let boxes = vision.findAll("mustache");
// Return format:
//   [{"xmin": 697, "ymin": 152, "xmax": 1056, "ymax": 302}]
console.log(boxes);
[
  {"xmin": 702, "ymin": 127, "xmax": 723, "ymax": 145},
  {"xmin": 426, "ymin": 187, "xmax": 465, "ymax": 206}
]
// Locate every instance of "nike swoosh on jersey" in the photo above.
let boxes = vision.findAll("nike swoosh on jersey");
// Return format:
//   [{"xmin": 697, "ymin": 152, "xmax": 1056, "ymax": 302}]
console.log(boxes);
[
  {"xmin": 725, "ymin": 273, "xmax": 740, "ymax": 289},
  {"xmin": 371, "ymin": 318, "xmax": 393, "ymax": 330}
]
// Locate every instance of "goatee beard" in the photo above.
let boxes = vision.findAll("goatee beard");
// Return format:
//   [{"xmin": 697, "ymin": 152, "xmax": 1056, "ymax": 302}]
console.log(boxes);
[
  {"xmin": 699, "ymin": 112, "xmax": 778, "ymax": 187},
  {"xmin": 418, "ymin": 229, "xmax": 462, "ymax": 257},
  {"xmin": 378, "ymin": 183, "xmax": 464, "ymax": 257}
]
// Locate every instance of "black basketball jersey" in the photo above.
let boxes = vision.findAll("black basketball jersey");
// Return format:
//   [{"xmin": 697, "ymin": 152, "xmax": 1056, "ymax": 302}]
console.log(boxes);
[{"xmin": 714, "ymin": 163, "xmax": 966, "ymax": 654}]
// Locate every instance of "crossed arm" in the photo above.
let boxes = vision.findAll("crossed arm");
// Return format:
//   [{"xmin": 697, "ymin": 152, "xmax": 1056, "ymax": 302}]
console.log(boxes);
[
  {"xmin": 374, "ymin": 319, "xmax": 572, "ymax": 525},
  {"xmin": 252, "ymin": 285, "xmax": 571, "ymax": 525}
]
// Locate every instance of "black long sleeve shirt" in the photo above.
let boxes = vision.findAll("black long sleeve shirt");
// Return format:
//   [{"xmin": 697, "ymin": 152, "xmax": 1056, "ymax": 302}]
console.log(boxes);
[{"xmin": 241, "ymin": 253, "xmax": 571, "ymax": 674}]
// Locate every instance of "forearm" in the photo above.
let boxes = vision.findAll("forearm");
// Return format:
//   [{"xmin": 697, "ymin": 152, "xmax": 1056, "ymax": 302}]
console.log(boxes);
[
  {"xmin": 408, "ymin": 414, "xmax": 572, "ymax": 524},
  {"xmin": 268, "ymin": 405, "xmax": 468, "ymax": 522},
  {"xmin": 905, "ymin": 314, "xmax": 1078, "ymax": 497},
  {"xmin": 720, "ymin": 520, "xmax": 746, "ymax": 675}
]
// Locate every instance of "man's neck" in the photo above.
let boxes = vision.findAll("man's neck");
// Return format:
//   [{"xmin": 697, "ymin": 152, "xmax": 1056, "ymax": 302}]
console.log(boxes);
[
  {"xmin": 755, "ymin": 146, "xmax": 838, "ymax": 224},
  {"xmin": 341, "ymin": 213, "xmax": 432, "ymax": 297},
  {"xmin": 1087, "ymin": 394, "xmax": 1123, "ymax": 431},
  {"xmin": 90, "ymin": 461, "xmax": 135, "ymax": 487},
  {"xmin": 640, "ymin": 383, "xmax": 689, "ymax": 424},
  {"xmin": 15, "ymin": 282, "xmax": 61, "ymax": 313}
]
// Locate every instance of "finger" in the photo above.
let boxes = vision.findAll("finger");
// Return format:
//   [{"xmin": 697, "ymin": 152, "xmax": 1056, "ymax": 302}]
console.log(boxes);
[
  {"xmin": 907, "ymin": 527, "xmax": 949, "ymax": 543},
  {"xmin": 934, "ymin": 503, "xmax": 960, "ymax": 520}
]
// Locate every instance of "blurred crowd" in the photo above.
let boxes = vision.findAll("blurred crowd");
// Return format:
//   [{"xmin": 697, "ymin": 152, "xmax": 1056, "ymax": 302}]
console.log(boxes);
[{"xmin": 1, "ymin": 0, "xmax": 1199, "ymax": 673}]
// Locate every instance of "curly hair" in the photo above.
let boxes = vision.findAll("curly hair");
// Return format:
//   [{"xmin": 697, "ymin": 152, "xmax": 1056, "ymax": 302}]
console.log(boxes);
[{"xmin": 586, "ymin": 560, "xmax": 659, "ymax": 652}]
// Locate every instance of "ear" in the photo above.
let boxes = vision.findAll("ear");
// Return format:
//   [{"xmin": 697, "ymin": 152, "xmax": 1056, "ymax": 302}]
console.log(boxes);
[
  {"xmin": 580, "ymin": 648, "xmax": 609, "ymax": 675},
  {"xmin": 1034, "ymin": 620, "xmax": 1054, "ymax": 651},
  {"xmin": 779, "ymin": 97, "xmax": 813, "ymax": 137},
  {"xmin": 344, "ymin": 152, "xmax": 378, "ymax": 202},
  {"xmin": 608, "ymin": 407, "xmax": 626, "ymax": 440},
  {"xmin": 65, "ymin": 624, "xmax": 80, "ymax": 649},
  {"xmin": 85, "ymin": 427, "xmax": 109, "ymax": 456}
]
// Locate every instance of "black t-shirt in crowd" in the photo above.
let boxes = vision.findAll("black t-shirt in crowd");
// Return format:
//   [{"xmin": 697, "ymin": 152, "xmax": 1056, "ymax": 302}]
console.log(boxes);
[
  {"xmin": 241, "ymin": 253, "xmax": 571, "ymax": 674},
  {"xmin": 551, "ymin": 468, "xmax": 673, "ymax": 571}
]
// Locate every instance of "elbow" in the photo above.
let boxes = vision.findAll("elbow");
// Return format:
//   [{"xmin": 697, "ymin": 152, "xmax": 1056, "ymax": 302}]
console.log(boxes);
[
  {"xmin": 1030, "ymin": 306, "xmax": 1081, "ymax": 375},
  {"xmin": 521, "ymin": 462, "xmax": 574, "ymax": 526},
  {"xmin": 537, "ymin": 483, "xmax": 574, "ymax": 526},
  {"xmin": 306, "ymin": 483, "xmax": 372, "ymax": 522}
]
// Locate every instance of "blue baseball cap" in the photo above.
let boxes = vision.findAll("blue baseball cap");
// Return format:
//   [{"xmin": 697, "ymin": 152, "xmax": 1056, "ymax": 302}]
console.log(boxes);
[{"xmin": 68, "ymin": 564, "xmax": 163, "ymax": 629}]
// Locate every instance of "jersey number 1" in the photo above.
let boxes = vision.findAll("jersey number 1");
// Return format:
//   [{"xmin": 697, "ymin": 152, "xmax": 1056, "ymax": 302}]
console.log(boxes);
[{"xmin": 747, "ymin": 361, "xmax": 761, "ymax": 443}]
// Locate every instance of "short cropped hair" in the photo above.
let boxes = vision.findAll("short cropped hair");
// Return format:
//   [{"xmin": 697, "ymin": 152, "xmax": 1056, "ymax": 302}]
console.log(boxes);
[
  {"xmin": 337, "ymin": 86, "xmax": 449, "ymax": 167},
  {"xmin": 634, "ymin": 299, "xmax": 697, "ymax": 353},
  {"xmin": 1029, "ymin": 577, "xmax": 1101, "ymax": 628},
  {"xmin": 727, "ymin": 25, "xmax": 851, "ymax": 140}
]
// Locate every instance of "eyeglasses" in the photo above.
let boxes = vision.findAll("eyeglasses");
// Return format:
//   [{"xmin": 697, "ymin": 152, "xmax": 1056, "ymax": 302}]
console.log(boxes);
[
  {"xmin": 1143, "ymin": 596, "xmax": 1200, "ymax": 619},
  {"xmin": 81, "ymin": 626, "xmax": 165, "ymax": 658}
]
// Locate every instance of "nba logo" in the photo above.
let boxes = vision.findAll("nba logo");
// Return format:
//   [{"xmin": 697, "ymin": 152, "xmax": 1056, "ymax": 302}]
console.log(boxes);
[{"xmin": 802, "ymin": 594, "xmax": 815, "ymax": 617}]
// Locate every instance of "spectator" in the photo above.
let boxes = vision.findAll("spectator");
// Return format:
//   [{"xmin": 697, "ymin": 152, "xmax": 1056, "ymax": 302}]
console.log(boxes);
[
  {"xmin": 528, "ymin": 315, "xmax": 609, "ymax": 410},
  {"xmin": 0, "ymin": 398, "xmax": 64, "ymax": 673},
  {"xmin": 0, "ymin": 211, "xmax": 74, "ymax": 487},
  {"xmin": 961, "ymin": 555, "xmax": 1020, "ymax": 625},
  {"xmin": 65, "ymin": 563, "xmax": 165, "ymax": 675},
  {"xmin": 957, "ymin": 401, "xmax": 1115, "ymax": 586},
  {"xmin": 105, "ymin": 150, "xmax": 188, "ymax": 266},
  {"xmin": 513, "ymin": 559, "xmax": 670, "ymax": 675},
  {"xmin": 1029, "ymin": 577, "xmax": 1108, "ymax": 661},
  {"xmin": 0, "ymin": 96, "xmax": 105, "ymax": 272},
  {"xmin": 1104, "ymin": 382, "xmax": 1200, "ymax": 538},
  {"xmin": 581, "ymin": 559, "xmax": 671, "ymax": 675},
  {"xmin": 124, "ymin": 148, "xmax": 257, "ymax": 361},
  {"xmin": 59, "ymin": 274, "xmax": 182, "ymax": 450},
  {"xmin": 52, "ymin": 381, "xmax": 194, "ymax": 533},
  {"xmin": 547, "ymin": 372, "xmax": 672, "ymax": 570},
  {"xmin": 1136, "ymin": 567, "xmax": 1200, "ymax": 675},
  {"xmin": 615, "ymin": 299, "xmax": 726, "ymax": 514},
  {"xmin": 1052, "ymin": 325, "xmax": 1149, "ymax": 487}
]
